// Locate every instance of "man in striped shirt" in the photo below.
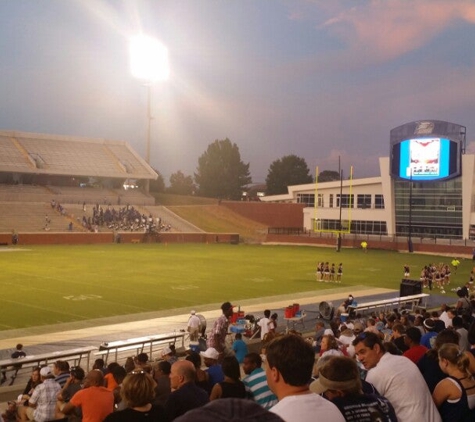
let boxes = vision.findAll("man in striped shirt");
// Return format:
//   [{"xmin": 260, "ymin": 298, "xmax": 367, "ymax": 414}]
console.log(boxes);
[{"xmin": 242, "ymin": 352, "xmax": 277, "ymax": 409}]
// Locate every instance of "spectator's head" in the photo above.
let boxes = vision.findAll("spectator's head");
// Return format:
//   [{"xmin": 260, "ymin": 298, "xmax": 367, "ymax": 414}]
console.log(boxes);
[
  {"xmin": 84, "ymin": 369, "xmax": 105, "ymax": 388},
  {"xmin": 30, "ymin": 367, "xmax": 41, "ymax": 384},
  {"xmin": 264, "ymin": 310, "xmax": 271, "ymax": 318},
  {"xmin": 392, "ymin": 323, "xmax": 406, "ymax": 337},
  {"xmin": 352, "ymin": 332, "xmax": 385, "ymax": 370},
  {"xmin": 124, "ymin": 357, "xmax": 135, "ymax": 373},
  {"xmin": 185, "ymin": 352, "xmax": 202, "ymax": 369},
  {"xmin": 452, "ymin": 316, "xmax": 463, "ymax": 329},
  {"xmin": 112, "ymin": 366, "xmax": 127, "ymax": 384},
  {"xmin": 15, "ymin": 344, "xmax": 23, "ymax": 351},
  {"xmin": 222, "ymin": 356, "xmax": 241, "ymax": 381},
  {"xmin": 172, "ymin": 398, "xmax": 285, "ymax": 422},
  {"xmin": 70, "ymin": 366, "xmax": 85, "ymax": 382},
  {"xmin": 93, "ymin": 358, "xmax": 105, "ymax": 370},
  {"xmin": 40, "ymin": 365, "xmax": 54, "ymax": 380},
  {"xmin": 404, "ymin": 327, "xmax": 422, "ymax": 346},
  {"xmin": 135, "ymin": 353, "xmax": 148, "ymax": 364},
  {"xmin": 200, "ymin": 347, "xmax": 220, "ymax": 367},
  {"xmin": 156, "ymin": 360, "xmax": 171, "ymax": 376},
  {"xmin": 265, "ymin": 334, "xmax": 314, "ymax": 398},
  {"xmin": 169, "ymin": 360, "xmax": 196, "ymax": 390},
  {"xmin": 271, "ymin": 313, "xmax": 278, "ymax": 321},
  {"xmin": 221, "ymin": 302, "xmax": 234, "ymax": 318},
  {"xmin": 320, "ymin": 334, "xmax": 339, "ymax": 352},
  {"xmin": 53, "ymin": 360, "xmax": 70, "ymax": 375},
  {"xmin": 243, "ymin": 353, "xmax": 262, "ymax": 375},
  {"xmin": 438, "ymin": 343, "xmax": 471, "ymax": 378},
  {"xmin": 423, "ymin": 318, "xmax": 436, "ymax": 332},
  {"xmin": 447, "ymin": 308, "xmax": 456, "ymax": 319},
  {"xmin": 310, "ymin": 356, "xmax": 362, "ymax": 398},
  {"xmin": 235, "ymin": 333, "xmax": 242, "ymax": 340},
  {"xmin": 121, "ymin": 371, "xmax": 157, "ymax": 408},
  {"xmin": 434, "ymin": 329, "xmax": 460, "ymax": 350}
]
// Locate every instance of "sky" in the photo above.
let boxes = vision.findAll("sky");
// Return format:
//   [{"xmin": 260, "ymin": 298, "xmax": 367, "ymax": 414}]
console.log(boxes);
[{"xmin": 1, "ymin": 0, "xmax": 475, "ymax": 184}]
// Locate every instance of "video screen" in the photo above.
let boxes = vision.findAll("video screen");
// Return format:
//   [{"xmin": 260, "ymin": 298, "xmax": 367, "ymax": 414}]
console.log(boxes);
[{"xmin": 399, "ymin": 138, "xmax": 451, "ymax": 181}]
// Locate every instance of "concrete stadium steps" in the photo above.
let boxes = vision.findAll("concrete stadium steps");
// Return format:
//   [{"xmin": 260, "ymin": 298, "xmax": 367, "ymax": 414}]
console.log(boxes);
[
  {"xmin": 0, "ymin": 202, "xmax": 76, "ymax": 233},
  {"xmin": 142, "ymin": 205, "xmax": 205, "ymax": 233}
]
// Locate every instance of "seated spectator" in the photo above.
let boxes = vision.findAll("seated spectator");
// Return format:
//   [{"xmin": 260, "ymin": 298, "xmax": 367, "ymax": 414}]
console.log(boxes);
[
  {"xmin": 135, "ymin": 353, "xmax": 153, "ymax": 373},
  {"xmin": 92, "ymin": 358, "xmax": 107, "ymax": 374},
  {"xmin": 185, "ymin": 352, "xmax": 210, "ymax": 394},
  {"xmin": 242, "ymin": 352, "xmax": 277, "ymax": 410},
  {"xmin": 200, "ymin": 347, "xmax": 224, "ymax": 388},
  {"xmin": 110, "ymin": 365, "xmax": 127, "ymax": 410},
  {"xmin": 353, "ymin": 332, "xmax": 441, "ymax": 421},
  {"xmin": 18, "ymin": 366, "xmax": 61, "ymax": 422},
  {"xmin": 53, "ymin": 360, "xmax": 70, "ymax": 387},
  {"xmin": 161, "ymin": 347, "xmax": 178, "ymax": 365},
  {"xmin": 433, "ymin": 343, "xmax": 475, "ymax": 421},
  {"xmin": 403, "ymin": 327, "xmax": 428, "ymax": 364},
  {"xmin": 310, "ymin": 356, "xmax": 397, "ymax": 421},
  {"xmin": 173, "ymin": 398, "xmax": 285, "ymax": 422},
  {"xmin": 390, "ymin": 323, "xmax": 408, "ymax": 353},
  {"xmin": 56, "ymin": 366, "xmax": 85, "ymax": 421},
  {"xmin": 453, "ymin": 316, "xmax": 470, "ymax": 352},
  {"xmin": 165, "ymin": 360, "xmax": 209, "ymax": 420},
  {"xmin": 104, "ymin": 371, "xmax": 168, "ymax": 422},
  {"xmin": 210, "ymin": 356, "xmax": 246, "ymax": 400},
  {"xmin": 152, "ymin": 360, "xmax": 172, "ymax": 407},
  {"xmin": 104, "ymin": 362, "xmax": 120, "ymax": 391},
  {"xmin": 2, "ymin": 401, "xmax": 17, "ymax": 422},
  {"xmin": 421, "ymin": 318, "xmax": 438, "ymax": 349},
  {"xmin": 19, "ymin": 366, "xmax": 41, "ymax": 406},
  {"xmin": 62, "ymin": 369, "xmax": 114, "ymax": 422},
  {"xmin": 319, "ymin": 334, "xmax": 344, "ymax": 358},
  {"xmin": 314, "ymin": 321, "xmax": 326, "ymax": 352},
  {"xmin": 265, "ymin": 334, "xmax": 345, "ymax": 421}
]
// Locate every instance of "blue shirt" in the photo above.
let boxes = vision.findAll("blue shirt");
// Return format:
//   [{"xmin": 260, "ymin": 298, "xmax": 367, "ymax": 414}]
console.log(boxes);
[{"xmin": 232, "ymin": 339, "xmax": 248, "ymax": 363}]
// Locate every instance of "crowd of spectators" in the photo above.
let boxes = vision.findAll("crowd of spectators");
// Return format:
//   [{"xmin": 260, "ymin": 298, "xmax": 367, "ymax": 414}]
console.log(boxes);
[{"xmin": 4, "ymin": 295, "xmax": 475, "ymax": 422}]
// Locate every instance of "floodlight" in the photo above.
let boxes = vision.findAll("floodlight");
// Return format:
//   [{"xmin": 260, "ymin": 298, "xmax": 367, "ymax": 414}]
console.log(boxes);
[{"xmin": 129, "ymin": 35, "xmax": 169, "ymax": 82}]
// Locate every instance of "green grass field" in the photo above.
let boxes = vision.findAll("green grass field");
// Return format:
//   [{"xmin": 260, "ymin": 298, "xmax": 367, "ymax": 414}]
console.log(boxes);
[{"xmin": 0, "ymin": 244, "xmax": 470, "ymax": 331}]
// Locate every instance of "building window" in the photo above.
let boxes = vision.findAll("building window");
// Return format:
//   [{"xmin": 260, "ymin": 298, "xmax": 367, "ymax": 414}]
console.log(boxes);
[
  {"xmin": 317, "ymin": 194, "xmax": 324, "ymax": 207},
  {"xmin": 329, "ymin": 194, "xmax": 333, "ymax": 208},
  {"xmin": 297, "ymin": 194, "xmax": 314, "ymax": 207},
  {"xmin": 336, "ymin": 194, "xmax": 354, "ymax": 208},
  {"xmin": 375, "ymin": 194, "xmax": 384, "ymax": 209},
  {"xmin": 357, "ymin": 194, "xmax": 371, "ymax": 209}
]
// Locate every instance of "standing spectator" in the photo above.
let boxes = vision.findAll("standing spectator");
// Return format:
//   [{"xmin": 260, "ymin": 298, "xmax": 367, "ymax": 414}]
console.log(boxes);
[
  {"xmin": 266, "ymin": 334, "xmax": 345, "ymax": 422},
  {"xmin": 433, "ymin": 343, "xmax": 475, "ymax": 421},
  {"xmin": 62, "ymin": 369, "xmax": 114, "ymax": 422},
  {"xmin": 258, "ymin": 310, "xmax": 271, "ymax": 340},
  {"xmin": 18, "ymin": 366, "xmax": 61, "ymax": 422},
  {"xmin": 310, "ymin": 356, "xmax": 397, "ymax": 421},
  {"xmin": 187, "ymin": 310, "xmax": 201, "ymax": 342},
  {"xmin": 353, "ymin": 332, "xmax": 441, "ymax": 421},
  {"xmin": 207, "ymin": 302, "xmax": 234, "ymax": 359},
  {"xmin": 232, "ymin": 333, "xmax": 248, "ymax": 364},
  {"xmin": 242, "ymin": 353, "xmax": 277, "ymax": 410},
  {"xmin": 165, "ymin": 360, "xmax": 209, "ymax": 420},
  {"xmin": 104, "ymin": 371, "xmax": 168, "ymax": 422}
]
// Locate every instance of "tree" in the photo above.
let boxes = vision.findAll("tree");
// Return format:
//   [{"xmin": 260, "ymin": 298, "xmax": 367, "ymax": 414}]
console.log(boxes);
[
  {"xmin": 265, "ymin": 155, "xmax": 313, "ymax": 195},
  {"xmin": 168, "ymin": 170, "xmax": 195, "ymax": 195},
  {"xmin": 318, "ymin": 170, "xmax": 341, "ymax": 182},
  {"xmin": 195, "ymin": 138, "xmax": 251, "ymax": 200},
  {"xmin": 149, "ymin": 169, "xmax": 165, "ymax": 192}
]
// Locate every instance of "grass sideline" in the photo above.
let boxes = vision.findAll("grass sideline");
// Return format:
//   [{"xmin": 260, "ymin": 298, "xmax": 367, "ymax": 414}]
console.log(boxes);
[{"xmin": 0, "ymin": 244, "xmax": 469, "ymax": 331}]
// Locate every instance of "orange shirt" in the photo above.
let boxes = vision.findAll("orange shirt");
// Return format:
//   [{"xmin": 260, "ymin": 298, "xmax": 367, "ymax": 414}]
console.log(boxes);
[
  {"xmin": 70, "ymin": 386, "xmax": 114, "ymax": 422},
  {"xmin": 104, "ymin": 373, "xmax": 118, "ymax": 391}
]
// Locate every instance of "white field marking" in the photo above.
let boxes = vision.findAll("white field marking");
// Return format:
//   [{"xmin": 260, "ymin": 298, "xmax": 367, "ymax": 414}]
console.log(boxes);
[
  {"xmin": 63, "ymin": 294, "xmax": 103, "ymax": 301},
  {"xmin": 248, "ymin": 277, "xmax": 274, "ymax": 283},
  {"xmin": 365, "ymin": 268, "xmax": 381, "ymax": 272},
  {"xmin": 0, "ymin": 248, "xmax": 31, "ymax": 252},
  {"xmin": 171, "ymin": 285, "xmax": 199, "ymax": 290}
]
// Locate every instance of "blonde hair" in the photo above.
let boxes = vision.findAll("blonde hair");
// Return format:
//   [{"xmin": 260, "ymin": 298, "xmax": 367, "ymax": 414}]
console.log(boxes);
[
  {"xmin": 438, "ymin": 343, "xmax": 472, "ymax": 379},
  {"xmin": 121, "ymin": 372, "xmax": 157, "ymax": 408}
]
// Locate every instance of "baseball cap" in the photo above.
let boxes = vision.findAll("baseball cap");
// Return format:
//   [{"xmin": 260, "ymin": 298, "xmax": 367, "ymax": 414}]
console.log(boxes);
[
  {"xmin": 40, "ymin": 366, "xmax": 52, "ymax": 377},
  {"xmin": 191, "ymin": 310, "xmax": 196, "ymax": 315},
  {"xmin": 200, "ymin": 347, "xmax": 220, "ymax": 360},
  {"xmin": 221, "ymin": 302, "xmax": 234, "ymax": 312}
]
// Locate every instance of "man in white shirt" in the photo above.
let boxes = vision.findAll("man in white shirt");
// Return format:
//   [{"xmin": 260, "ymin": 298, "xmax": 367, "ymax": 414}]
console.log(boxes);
[
  {"xmin": 353, "ymin": 332, "xmax": 441, "ymax": 422},
  {"xmin": 187, "ymin": 310, "xmax": 201, "ymax": 341},
  {"xmin": 266, "ymin": 334, "xmax": 345, "ymax": 422},
  {"xmin": 258, "ymin": 310, "xmax": 271, "ymax": 340}
]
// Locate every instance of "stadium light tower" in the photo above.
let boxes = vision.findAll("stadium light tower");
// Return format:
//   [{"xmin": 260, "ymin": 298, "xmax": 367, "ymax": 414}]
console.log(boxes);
[{"xmin": 129, "ymin": 34, "xmax": 169, "ymax": 166}]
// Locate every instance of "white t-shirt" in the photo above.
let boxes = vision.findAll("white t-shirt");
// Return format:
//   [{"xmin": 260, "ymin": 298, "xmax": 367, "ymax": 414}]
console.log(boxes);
[
  {"xmin": 188, "ymin": 314, "xmax": 201, "ymax": 329},
  {"xmin": 258, "ymin": 317, "xmax": 270, "ymax": 340},
  {"xmin": 270, "ymin": 392, "xmax": 345, "ymax": 422},
  {"xmin": 366, "ymin": 352, "xmax": 441, "ymax": 422}
]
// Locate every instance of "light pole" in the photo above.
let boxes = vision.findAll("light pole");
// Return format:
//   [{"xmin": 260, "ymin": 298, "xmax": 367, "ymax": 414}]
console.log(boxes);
[{"xmin": 129, "ymin": 34, "xmax": 169, "ymax": 189}]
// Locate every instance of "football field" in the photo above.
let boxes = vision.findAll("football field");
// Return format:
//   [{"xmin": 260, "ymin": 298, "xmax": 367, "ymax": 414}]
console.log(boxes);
[{"xmin": 0, "ymin": 243, "xmax": 468, "ymax": 332}]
